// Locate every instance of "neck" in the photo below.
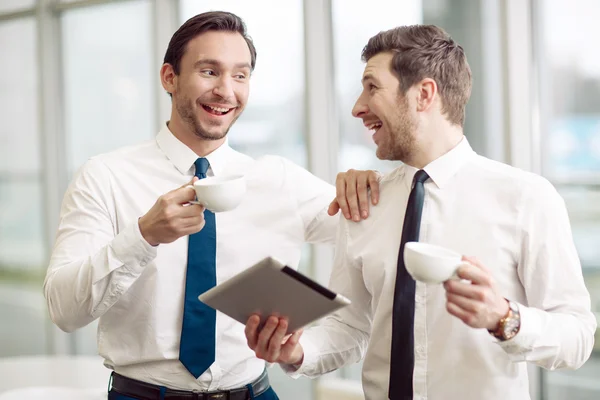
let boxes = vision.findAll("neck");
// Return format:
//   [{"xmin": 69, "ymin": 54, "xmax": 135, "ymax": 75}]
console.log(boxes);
[
  {"xmin": 407, "ymin": 123, "xmax": 464, "ymax": 169},
  {"xmin": 167, "ymin": 113, "xmax": 226, "ymax": 157}
]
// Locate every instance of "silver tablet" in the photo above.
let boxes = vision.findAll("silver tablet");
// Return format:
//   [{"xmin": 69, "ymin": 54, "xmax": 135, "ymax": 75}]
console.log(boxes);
[{"xmin": 198, "ymin": 256, "xmax": 351, "ymax": 333}]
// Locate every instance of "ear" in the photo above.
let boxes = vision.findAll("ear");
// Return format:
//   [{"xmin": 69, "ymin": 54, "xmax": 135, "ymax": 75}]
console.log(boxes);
[
  {"xmin": 415, "ymin": 78, "xmax": 437, "ymax": 112},
  {"xmin": 160, "ymin": 63, "xmax": 177, "ymax": 95}
]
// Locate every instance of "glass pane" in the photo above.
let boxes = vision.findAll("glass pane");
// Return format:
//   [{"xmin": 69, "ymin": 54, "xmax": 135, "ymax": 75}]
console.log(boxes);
[
  {"xmin": 0, "ymin": 0, "xmax": 35, "ymax": 14},
  {"xmin": 0, "ymin": 18, "xmax": 40, "ymax": 174},
  {"xmin": 538, "ymin": 0, "xmax": 600, "ymax": 398},
  {"xmin": 0, "ymin": 282, "xmax": 49, "ymax": 357},
  {"xmin": 332, "ymin": 0, "xmax": 422, "ymax": 173},
  {"xmin": 540, "ymin": 0, "xmax": 600, "ymax": 182},
  {"xmin": 179, "ymin": 0, "xmax": 307, "ymax": 168},
  {"xmin": 61, "ymin": 0, "xmax": 155, "ymax": 177},
  {"xmin": 0, "ymin": 181, "xmax": 46, "ymax": 272}
]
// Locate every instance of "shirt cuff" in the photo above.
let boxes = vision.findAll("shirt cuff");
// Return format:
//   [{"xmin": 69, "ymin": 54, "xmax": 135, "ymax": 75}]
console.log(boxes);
[
  {"xmin": 496, "ymin": 302, "xmax": 542, "ymax": 361},
  {"xmin": 109, "ymin": 220, "xmax": 157, "ymax": 275},
  {"xmin": 281, "ymin": 335, "xmax": 319, "ymax": 378}
]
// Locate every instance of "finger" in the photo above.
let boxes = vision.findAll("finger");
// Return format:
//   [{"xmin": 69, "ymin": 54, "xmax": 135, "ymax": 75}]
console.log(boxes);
[
  {"xmin": 444, "ymin": 279, "xmax": 487, "ymax": 302},
  {"xmin": 456, "ymin": 262, "xmax": 491, "ymax": 286},
  {"xmin": 356, "ymin": 173, "xmax": 370, "ymax": 219},
  {"xmin": 446, "ymin": 300, "xmax": 473, "ymax": 325},
  {"xmin": 327, "ymin": 199, "xmax": 340, "ymax": 216},
  {"xmin": 368, "ymin": 171, "xmax": 381, "ymax": 205},
  {"xmin": 446, "ymin": 292, "xmax": 483, "ymax": 314},
  {"xmin": 266, "ymin": 319, "xmax": 289, "ymax": 361},
  {"xmin": 181, "ymin": 217, "xmax": 206, "ymax": 234},
  {"xmin": 281, "ymin": 329, "xmax": 303, "ymax": 362},
  {"xmin": 283, "ymin": 328, "xmax": 303, "ymax": 347},
  {"xmin": 255, "ymin": 316, "xmax": 280, "ymax": 355},
  {"xmin": 342, "ymin": 172, "xmax": 361, "ymax": 222},
  {"xmin": 245, "ymin": 314, "xmax": 262, "ymax": 350},
  {"xmin": 335, "ymin": 173, "xmax": 351, "ymax": 220},
  {"xmin": 462, "ymin": 255, "xmax": 491, "ymax": 274},
  {"xmin": 179, "ymin": 204, "xmax": 206, "ymax": 218},
  {"xmin": 170, "ymin": 184, "xmax": 197, "ymax": 204}
]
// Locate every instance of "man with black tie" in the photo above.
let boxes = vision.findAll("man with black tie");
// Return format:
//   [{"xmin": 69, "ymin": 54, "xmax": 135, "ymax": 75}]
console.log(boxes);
[{"xmin": 245, "ymin": 24, "xmax": 596, "ymax": 399}]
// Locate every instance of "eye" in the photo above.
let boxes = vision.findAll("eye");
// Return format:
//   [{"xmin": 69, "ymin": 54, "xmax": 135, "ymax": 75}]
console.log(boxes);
[
  {"xmin": 201, "ymin": 70, "xmax": 216, "ymax": 76},
  {"xmin": 369, "ymin": 83, "xmax": 377, "ymax": 91},
  {"xmin": 234, "ymin": 73, "xmax": 247, "ymax": 80}
]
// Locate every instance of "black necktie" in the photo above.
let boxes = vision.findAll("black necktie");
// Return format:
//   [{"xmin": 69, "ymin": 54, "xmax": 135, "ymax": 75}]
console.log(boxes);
[{"xmin": 389, "ymin": 169, "xmax": 430, "ymax": 399}]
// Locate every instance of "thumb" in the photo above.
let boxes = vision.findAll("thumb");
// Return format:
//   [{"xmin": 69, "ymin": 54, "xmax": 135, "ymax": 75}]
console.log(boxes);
[
  {"xmin": 281, "ymin": 329, "xmax": 303, "ymax": 363},
  {"xmin": 180, "ymin": 176, "xmax": 199, "ymax": 189},
  {"xmin": 327, "ymin": 199, "xmax": 340, "ymax": 216},
  {"xmin": 170, "ymin": 177, "xmax": 198, "ymax": 203}
]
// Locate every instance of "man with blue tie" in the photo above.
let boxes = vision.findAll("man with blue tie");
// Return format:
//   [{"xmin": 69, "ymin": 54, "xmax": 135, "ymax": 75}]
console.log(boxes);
[
  {"xmin": 43, "ymin": 11, "xmax": 379, "ymax": 400},
  {"xmin": 244, "ymin": 24, "xmax": 596, "ymax": 400}
]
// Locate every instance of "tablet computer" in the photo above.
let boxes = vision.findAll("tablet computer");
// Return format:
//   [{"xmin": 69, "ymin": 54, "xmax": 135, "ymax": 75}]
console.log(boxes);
[{"xmin": 198, "ymin": 256, "xmax": 351, "ymax": 333}]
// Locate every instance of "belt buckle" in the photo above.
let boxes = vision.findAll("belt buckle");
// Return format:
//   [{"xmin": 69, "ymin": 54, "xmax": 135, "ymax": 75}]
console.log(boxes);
[{"xmin": 206, "ymin": 391, "xmax": 229, "ymax": 400}]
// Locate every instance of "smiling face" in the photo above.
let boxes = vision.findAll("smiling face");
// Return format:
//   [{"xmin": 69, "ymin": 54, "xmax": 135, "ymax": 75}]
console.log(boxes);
[
  {"xmin": 352, "ymin": 52, "xmax": 419, "ymax": 162},
  {"xmin": 166, "ymin": 30, "xmax": 252, "ymax": 141}
]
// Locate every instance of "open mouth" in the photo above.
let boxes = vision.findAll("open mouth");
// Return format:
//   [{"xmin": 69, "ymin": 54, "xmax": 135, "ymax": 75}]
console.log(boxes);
[
  {"xmin": 367, "ymin": 121, "xmax": 383, "ymax": 134},
  {"xmin": 201, "ymin": 104, "xmax": 234, "ymax": 116}
]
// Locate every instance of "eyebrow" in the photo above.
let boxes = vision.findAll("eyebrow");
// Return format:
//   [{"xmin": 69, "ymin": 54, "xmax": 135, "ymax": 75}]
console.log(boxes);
[
  {"xmin": 361, "ymin": 73, "xmax": 381, "ymax": 86},
  {"xmin": 193, "ymin": 59, "xmax": 252, "ymax": 70}
]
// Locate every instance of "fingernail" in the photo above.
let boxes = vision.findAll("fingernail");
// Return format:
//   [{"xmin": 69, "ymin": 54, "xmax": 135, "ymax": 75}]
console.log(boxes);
[
  {"xmin": 353, "ymin": 214, "xmax": 360, "ymax": 222},
  {"xmin": 361, "ymin": 211, "xmax": 368, "ymax": 218}
]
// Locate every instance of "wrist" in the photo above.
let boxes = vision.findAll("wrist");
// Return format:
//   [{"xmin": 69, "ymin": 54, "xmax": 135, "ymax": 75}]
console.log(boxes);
[
  {"xmin": 488, "ymin": 299, "xmax": 521, "ymax": 341},
  {"xmin": 138, "ymin": 217, "xmax": 159, "ymax": 246},
  {"xmin": 488, "ymin": 298, "xmax": 510, "ymax": 331}
]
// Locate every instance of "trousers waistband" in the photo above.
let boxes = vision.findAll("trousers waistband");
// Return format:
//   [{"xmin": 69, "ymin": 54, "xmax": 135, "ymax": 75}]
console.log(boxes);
[{"xmin": 110, "ymin": 369, "xmax": 270, "ymax": 400}]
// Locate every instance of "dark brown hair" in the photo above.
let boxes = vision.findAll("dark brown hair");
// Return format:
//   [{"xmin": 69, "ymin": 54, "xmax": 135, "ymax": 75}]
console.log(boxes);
[
  {"xmin": 163, "ymin": 11, "xmax": 257, "ymax": 75},
  {"xmin": 362, "ymin": 25, "xmax": 472, "ymax": 126}
]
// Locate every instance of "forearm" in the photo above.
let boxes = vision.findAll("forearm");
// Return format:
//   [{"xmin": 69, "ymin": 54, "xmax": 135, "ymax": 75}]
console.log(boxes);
[{"xmin": 284, "ymin": 316, "xmax": 370, "ymax": 378}]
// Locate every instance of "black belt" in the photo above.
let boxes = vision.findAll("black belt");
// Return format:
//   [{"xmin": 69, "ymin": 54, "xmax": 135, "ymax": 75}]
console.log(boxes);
[{"xmin": 110, "ymin": 369, "xmax": 270, "ymax": 400}]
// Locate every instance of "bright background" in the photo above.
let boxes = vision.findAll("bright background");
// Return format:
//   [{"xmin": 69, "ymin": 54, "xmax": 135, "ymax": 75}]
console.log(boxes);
[{"xmin": 0, "ymin": 0, "xmax": 598, "ymax": 399}]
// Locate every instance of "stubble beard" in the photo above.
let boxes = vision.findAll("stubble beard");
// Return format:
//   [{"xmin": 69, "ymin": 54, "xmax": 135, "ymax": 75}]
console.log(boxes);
[{"xmin": 175, "ymin": 93, "xmax": 235, "ymax": 141}]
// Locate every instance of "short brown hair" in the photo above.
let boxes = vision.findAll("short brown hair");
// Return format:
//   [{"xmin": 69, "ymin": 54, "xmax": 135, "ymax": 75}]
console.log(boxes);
[
  {"xmin": 164, "ymin": 11, "xmax": 257, "ymax": 75},
  {"xmin": 362, "ymin": 25, "xmax": 471, "ymax": 127}
]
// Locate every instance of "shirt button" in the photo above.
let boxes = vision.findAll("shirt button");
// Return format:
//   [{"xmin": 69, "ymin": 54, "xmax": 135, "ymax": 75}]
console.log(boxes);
[
  {"xmin": 415, "ymin": 294, "xmax": 424, "ymax": 304},
  {"xmin": 140, "ymin": 260, "xmax": 147, "ymax": 267},
  {"xmin": 416, "ymin": 345, "xmax": 425, "ymax": 355}
]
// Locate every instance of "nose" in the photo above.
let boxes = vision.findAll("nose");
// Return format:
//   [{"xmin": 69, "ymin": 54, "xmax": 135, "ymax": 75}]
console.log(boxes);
[
  {"xmin": 212, "ymin": 76, "xmax": 235, "ymax": 103},
  {"xmin": 352, "ymin": 92, "xmax": 369, "ymax": 118}
]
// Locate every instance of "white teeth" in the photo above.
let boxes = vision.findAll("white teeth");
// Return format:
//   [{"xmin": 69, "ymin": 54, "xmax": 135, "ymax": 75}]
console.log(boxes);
[
  {"xmin": 207, "ymin": 105, "xmax": 231, "ymax": 112},
  {"xmin": 367, "ymin": 122, "xmax": 382, "ymax": 130}
]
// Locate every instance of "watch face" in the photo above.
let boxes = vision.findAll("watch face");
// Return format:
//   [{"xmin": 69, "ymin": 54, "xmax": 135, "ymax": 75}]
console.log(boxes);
[
  {"xmin": 503, "ymin": 317, "xmax": 520, "ymax": 339},
  {"xmin": 503, "ymin": 302, "xmax": 521, "ymax": 339}
]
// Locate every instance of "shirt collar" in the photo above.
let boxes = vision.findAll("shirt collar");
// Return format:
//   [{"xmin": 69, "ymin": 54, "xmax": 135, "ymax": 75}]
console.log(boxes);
[
  {"xmin": 156, "ymin": 122, "xmax": 234, "ymax": 176},
  {"xmin": 403, "ymin": 136, "xmax": 476, "ymax": 189}
]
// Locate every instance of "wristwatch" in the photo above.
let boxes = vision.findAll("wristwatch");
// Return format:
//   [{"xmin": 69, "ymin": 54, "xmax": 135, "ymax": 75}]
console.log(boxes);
[{"xmin": 488, "ymin": 299, "xmax": 521, "ymax": 341}]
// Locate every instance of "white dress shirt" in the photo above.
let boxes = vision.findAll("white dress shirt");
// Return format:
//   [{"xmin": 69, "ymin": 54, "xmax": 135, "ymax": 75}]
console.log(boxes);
[
  {"xmin": 289, "ymin": 138, "xmax": 596, "ymax": 400},
  {"xmin": 44, "ymin": 125, "xmax": 337, "ymax": 391}
]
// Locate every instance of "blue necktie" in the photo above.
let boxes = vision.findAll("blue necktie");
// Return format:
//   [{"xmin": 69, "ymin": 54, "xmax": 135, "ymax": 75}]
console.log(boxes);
[
  {"xmin": 389, "ymin": 170, "xmax": 429, "ymax": 399},
  {"xmin": 179, "ymin": 158, "xmax": 216, "ymax": 378}
]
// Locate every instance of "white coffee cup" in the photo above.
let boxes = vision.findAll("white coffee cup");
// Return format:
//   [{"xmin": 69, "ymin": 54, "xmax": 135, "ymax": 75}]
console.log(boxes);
[
  {"xmin": 189, "ymin": 174, "xmax": 246, "ymax": 212},
  {"xmin": 403, "ymin": 242, "xmax": 465, "ymax": 284}
]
